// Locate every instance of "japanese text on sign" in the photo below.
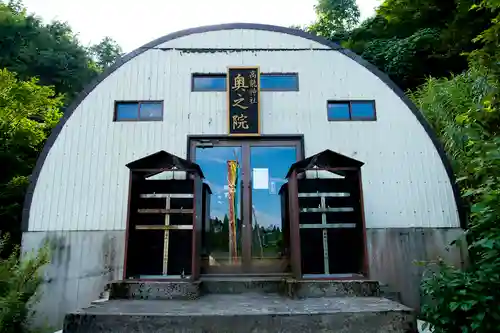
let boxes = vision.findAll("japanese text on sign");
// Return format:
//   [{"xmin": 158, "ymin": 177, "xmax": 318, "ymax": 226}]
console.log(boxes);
[{"xmin": 227, "ymin": 67, "xmax": 260, "ymax": 135}]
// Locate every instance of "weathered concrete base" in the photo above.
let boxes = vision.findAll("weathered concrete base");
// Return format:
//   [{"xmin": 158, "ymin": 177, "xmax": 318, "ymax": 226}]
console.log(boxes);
[
  {"xmin": 290, "ymin": 280, "xmax": 380, "ymax": 298},
  {"xmin": 63, "ymin": 294, "xmax": 416, "ymax": 333},
  {"xmin": 200, "ymin": 277, "xmax": 285, "ymax": 295},
  {"xmin": 107, "ymin": 280, "xmax": 201, "ymax": 300},
  {"xmin": 21, "ymin": 230, "xmax": 125, "ymax": 329},
  {"xmin": 366, "ymin": 227, "xmax": 468, "ymax": 311},
  {"xmin": 22, "ymin": 227, "xmax": 467, "ymax": 329},
  {"xmin": 108, "ymin": 278, "xmax": 381, "ymax": 299}
]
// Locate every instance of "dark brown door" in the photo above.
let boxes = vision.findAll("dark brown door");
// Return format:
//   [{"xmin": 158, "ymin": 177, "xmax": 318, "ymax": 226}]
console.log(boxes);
[{"xmin": 190, "ymin": 138, "xmax": 302, "ymax": 275}]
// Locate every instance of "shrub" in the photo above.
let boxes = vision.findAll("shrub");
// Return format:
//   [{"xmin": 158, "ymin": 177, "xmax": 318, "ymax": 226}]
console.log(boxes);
[
  {"xmin": 0, "ymin": 234, "xmax": 50, "ymax": 333},
  {"xmin": 416, "ymin": 65, "xmax": 500, "ymax": 332}
]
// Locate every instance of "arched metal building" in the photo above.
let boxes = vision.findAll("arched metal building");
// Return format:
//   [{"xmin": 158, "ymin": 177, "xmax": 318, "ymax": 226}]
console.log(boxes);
[{"xmin": 21, "ymin": 23, "xmax": 466, "ymax": 327}]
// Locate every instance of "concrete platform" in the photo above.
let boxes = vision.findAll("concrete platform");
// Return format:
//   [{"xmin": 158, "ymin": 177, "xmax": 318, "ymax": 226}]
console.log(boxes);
[{"xmin": 63, "ymin": 294, "xmax": 416, "ymax": 333}]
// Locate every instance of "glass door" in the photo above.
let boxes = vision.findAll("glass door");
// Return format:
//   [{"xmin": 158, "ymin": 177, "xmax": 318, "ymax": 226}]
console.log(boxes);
[
  {"xmin": 191, "ymin": 138, "xmax": 301, "ymax": 275},
  {"xmin": 248, "ymin": 145, "xmax": 298, "ymax": 273},
  {"xmin": 195, "ymin": 145, "xmax": 244, "ymax": 274}
]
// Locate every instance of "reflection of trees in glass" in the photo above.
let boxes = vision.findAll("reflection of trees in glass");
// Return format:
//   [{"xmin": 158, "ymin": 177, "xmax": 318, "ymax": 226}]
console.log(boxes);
[
  {"xmin": 252, "ymin": 224, "xmax": 283, "ymax": 258},
  {"xmin": 208, "ymin": 214, "xmax": 242, "ymax": 258},
  {"xmin": 208, "ymin": 214, "xmax": 285, "ymax": 259}
]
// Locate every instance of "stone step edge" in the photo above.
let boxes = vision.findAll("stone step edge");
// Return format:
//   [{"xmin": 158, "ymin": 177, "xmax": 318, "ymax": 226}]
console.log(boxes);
[
  {"xmin": 104, "ymin": 279, "xmax": 385, "ymax": 300},
  {"xmin": 105, "ymin": 280, "xmax": 201, "ymax": 300},
  {"xmin": 64, "ymin": 303, "xmax": 416, "ymax": 333}
]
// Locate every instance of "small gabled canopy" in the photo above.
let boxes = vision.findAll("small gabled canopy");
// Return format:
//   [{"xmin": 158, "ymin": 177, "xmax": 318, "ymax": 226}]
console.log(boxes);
[
  {"xmin": 126, "ymin": 150, "xmax": 204, "ymax": 178},
  {"xmin": 285, "ymin": 149, "xmax": 364, "ymax": 178}
]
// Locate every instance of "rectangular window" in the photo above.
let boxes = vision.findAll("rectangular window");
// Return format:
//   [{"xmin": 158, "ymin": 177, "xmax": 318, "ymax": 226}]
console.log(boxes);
[
  {"xmin": 191, "ymin": 73, "xmax": 299, "ymax": 91},
  {"xmin": 327, "ymin": 103, "xmax": 350, "ymax": 121},
  {"xmin": 192, "ymin": 74, "xmax": 226, "ymax": 91},
  {"xmin": 114, "ymin": 101, "xmax": 163, "ymax": 121},
  {"xmin": 261, "ymin": 73, "xmax": 299, "ymax": 91},
  {"xmin": 327, "ymin": 100, "xmax": 376, "ymax": 121}
]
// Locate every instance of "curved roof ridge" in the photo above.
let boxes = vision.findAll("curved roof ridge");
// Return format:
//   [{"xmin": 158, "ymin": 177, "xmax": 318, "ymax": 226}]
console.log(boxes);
[{"xmin": 21, "ymin": 23, "xmax": 465, "ymax": 231}]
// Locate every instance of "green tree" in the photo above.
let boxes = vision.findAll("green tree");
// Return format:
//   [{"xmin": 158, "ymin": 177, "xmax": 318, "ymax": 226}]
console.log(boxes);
[
  {"xmin": 0, "ymin": 1, "xmax": 123, "ymax": 102},
  {"xmin": 0, "ymin": 68, "xmax": 63, "ymax": 239},
  {"xmin": 339, "ymin": 0, "xmax": 495, "ymax": 90},
  {"xmin": 0, "ymin": 1, "xmax": 98, "ymax": 101},
  {"xmin": 307, "ymin": 0, "xmax": 360, "ymax": 42},
  {"xmin": 89, "ymin": 36, "xmax": 123, "ymax": 71},
  {"xmin": 0, "ymin": 1, "xmax": 123, "ymax": 242},
  {"xmin": 469, "ymin": 0, "xmax": 500, "ymax": 75}
]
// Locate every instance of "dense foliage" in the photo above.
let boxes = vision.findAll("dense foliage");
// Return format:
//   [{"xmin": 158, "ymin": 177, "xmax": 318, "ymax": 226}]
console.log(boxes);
[
  {"xmin": 414, "ymin": 65, "xmax": 500, "ymax": 332},
  {"xmin": 0, "ymin": 234, "xmax": 50, "ymax": 333},
  {"xmin": 0, "ymin": 0, "xmax": 122, "ymax": 240},
  {"xmin": 416, "ymin": 1, "xmax": 500, "ymax": 331},
  {"xmin": 306, "ymin": 0, "xmax": 500, "ymax": 331},
  {"xmin": 0, "ymin": 0, "xmax": 122, "ymax": 101},
  {"xmin": 89, "ymin": 36, "xmax": 124, "ymax": 71},
  {"xmin": 309, "ymin": 0, "xmax": 496, "ymax": 90},
  {"xmin": 0, "ymin": 68, "xmax": 63, "ymax": 242},
  {"xmin": 0, "ymin": 1, "xmax": 94, "ymax": 102}
]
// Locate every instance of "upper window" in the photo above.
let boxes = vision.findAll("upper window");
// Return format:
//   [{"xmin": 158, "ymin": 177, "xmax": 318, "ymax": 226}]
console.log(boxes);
[
  {"xmin": 191, "ymin": 74, "xmax": 226, "ymax": 91},
  {"xmin": 114, "ymin": 101, "xmax": 163, "ymax": 121},
  {"xmin": 260, "ymin": 74, "xmax": 299, "ymax": 91},
  {"xmin": 192, "ymin": 73, "xmax": 299, "ymax": 91},
  {"xmin": 327, "ymin": 101, "xmax": 376, "ymax": 121}
]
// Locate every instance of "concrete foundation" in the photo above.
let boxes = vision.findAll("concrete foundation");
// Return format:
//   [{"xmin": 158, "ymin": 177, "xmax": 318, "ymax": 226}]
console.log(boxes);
[
  {"xmin": 21, "ymin": 230, "xmax": 125, "ymax": 328},
  {"xmin": 107, "ymin": 280, "xmax": 201, "ymax": 300},
  {"xmin": 22, "ymin": 227, "xmax": 466, "ymax": 329},
  {"xmin": 366, "ymin": 227, "xmax": 468, "ymax": 311},
  {"xmin": 291, "ymin": 280, "xmax": 380, "ymax": 299},
  {"xmin": 106, "ymin": 279, "xmax": 381, "ymax": 300}
]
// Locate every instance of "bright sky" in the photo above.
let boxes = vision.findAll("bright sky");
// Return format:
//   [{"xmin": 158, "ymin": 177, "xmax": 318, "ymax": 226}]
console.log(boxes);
[{"xmin": 23, "ymin": 0, "xmax": 381, "ymax": 52}]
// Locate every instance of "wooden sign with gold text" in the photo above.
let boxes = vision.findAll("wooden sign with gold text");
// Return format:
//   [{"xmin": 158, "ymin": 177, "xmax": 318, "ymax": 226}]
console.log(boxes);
[{"xmin": 227, "ymin": 66, "xmax": 260, "ymax": 135}]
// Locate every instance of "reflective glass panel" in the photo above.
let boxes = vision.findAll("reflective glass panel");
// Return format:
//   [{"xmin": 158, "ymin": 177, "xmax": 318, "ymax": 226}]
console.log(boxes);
[
  {"xmin": 249, "ymin": 146, "xmax": 297, "ymax": 273},
  {"xmin": 327, "ymin": 103, "xmax": 350, "ymax": 121},
  {"xmin": 195, "ymin": 146, "xmax": 243, "ymax": 272},
  {"xmin": 260, "ymin": 74, "xmax": 298, "ymax": 91},
  {"xmin": 351, "ymin": 102, "xmax": 375, "ymax": 120},
  {"xmin": 115, "ymin": 103, "xmax": 139, "ymax": 120},
  {"xmin": 193, "ymin": 76, "xmax": 226, "ymax": 91},
  {"xmin": 139, "ymin": 102, "xmax": 163, "ymax": 120}
]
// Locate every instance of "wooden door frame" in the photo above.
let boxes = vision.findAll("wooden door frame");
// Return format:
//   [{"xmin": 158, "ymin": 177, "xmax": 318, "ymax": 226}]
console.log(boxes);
[{"xmin": 187, "ymin": 135, "xmax": 304, "ymax": 275}]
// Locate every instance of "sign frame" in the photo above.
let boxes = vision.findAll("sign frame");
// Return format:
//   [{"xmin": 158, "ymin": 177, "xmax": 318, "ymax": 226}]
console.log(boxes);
[{"xmin": 227, "ymin": 66, "xmax": 261, "ymax": 136}]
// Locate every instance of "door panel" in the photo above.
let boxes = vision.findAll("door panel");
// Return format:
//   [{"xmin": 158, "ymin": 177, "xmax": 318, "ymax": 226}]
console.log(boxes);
[
  {"xmin": 195, "ymin": 146, "xmax": 243, "ymax": 274},
  {"xmin": 249, "ymin": 146, "xmax": 297, "ymax": 273}
]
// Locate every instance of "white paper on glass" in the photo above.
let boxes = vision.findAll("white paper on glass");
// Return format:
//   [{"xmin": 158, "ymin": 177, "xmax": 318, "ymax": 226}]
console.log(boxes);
[{"xmin": 252, "ymin": 168, "xmax": 269, "ymax": 190}]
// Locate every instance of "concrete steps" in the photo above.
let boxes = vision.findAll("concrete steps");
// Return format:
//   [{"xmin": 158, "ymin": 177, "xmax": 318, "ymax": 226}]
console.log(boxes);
[
  {"xmin": 64, "ymin": 294, "xmax": 416, "ymax": 333},
  {"xmin": 63, "ymin": 279, "xmax": 417, "ymax": 333}
]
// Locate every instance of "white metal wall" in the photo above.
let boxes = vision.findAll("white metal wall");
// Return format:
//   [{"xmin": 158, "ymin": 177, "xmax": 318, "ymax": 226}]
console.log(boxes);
[{"xmin": 27, "ymin": 29, "xmax": 459, "ymax": 231}]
